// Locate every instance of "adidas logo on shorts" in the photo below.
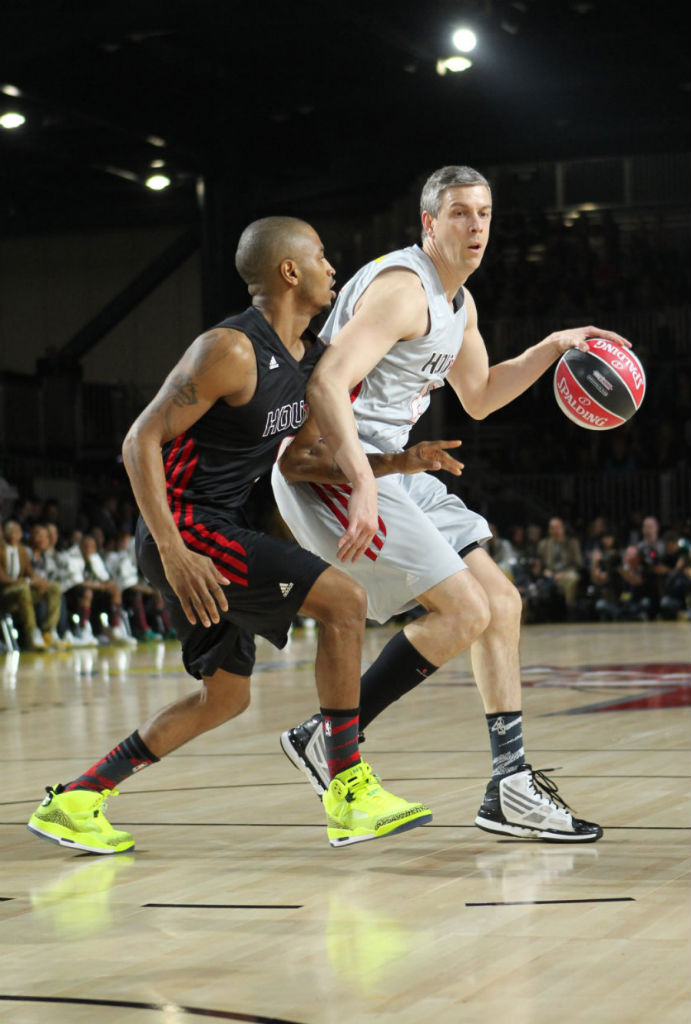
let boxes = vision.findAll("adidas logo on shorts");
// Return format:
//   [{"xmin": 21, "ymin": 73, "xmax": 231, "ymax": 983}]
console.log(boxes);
[{"xmin": 279, "ymin": 582, "xmax": 294, "ymax": 597}]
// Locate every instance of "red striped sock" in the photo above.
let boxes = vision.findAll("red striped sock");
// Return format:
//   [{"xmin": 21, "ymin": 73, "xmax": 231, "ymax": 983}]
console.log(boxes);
[{"xmin": 320, "ymin": 706, "xmax": 361, "ymax": 779}]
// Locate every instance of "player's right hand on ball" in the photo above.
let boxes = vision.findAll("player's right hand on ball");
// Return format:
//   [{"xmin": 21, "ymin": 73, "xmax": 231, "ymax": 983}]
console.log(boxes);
[{"xmin": 161, "ymin": 545, "xmax": 230, "ymax": 626}]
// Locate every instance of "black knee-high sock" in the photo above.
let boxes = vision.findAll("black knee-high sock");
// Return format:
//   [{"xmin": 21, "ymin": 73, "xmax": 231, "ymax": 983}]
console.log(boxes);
[
  {"xmin": 359, "ymin": 631, "xmax": 438, "ymax": 730},
  {"xmin": 64, "ymin": 730, "xmax": 159, "ymax": 792}
]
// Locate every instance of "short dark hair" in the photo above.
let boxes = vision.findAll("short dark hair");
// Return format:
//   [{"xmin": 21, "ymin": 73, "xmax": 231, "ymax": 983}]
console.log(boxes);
[{"xmin": 235, "ymin": 216, "xmax": 313, "ymax": 292}]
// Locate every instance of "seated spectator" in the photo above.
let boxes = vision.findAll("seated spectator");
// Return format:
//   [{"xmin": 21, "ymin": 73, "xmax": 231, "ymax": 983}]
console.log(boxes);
[
  {"xmin": 588, "ymin": 529, "xmax": 623, "ymax": 620},
  {"xmin": 0, "ymin": 520, "xmax": 62, "ymax": 651},
  {"xmin": 636, "ymin": 515, "xmax": 668, "ymax": 616},
  {"xmin": 659, "ymin": 533, "xmax": 691, "ymax": 620},
  {"xmin": 105, "ymin": 531, "xmax": 169, "ymax": 641},
  {"xmin": 617, "ymin": 545, "xmax": 653, "ymax": 620},
  {"xmin": 486, "ymin": 523, "xmax": 516, "ymax": 579},
  {"xmin": 80, "ymin": 535, "xmax": 137, "ymax": 646},
  {"xmin": 537, "ymin": 517, "xmax": 584, "ymax": 613},
  {"xmin": 27, "ymin": 524, "xmax": 71, "ymax": 646}
]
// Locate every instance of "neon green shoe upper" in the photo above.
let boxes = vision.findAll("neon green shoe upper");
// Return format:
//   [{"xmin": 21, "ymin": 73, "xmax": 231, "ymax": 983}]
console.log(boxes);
[
  {"xmin": 322, "ymin": 761, "xmax": 432, "ymax": 847},
  {"xmin": 28, "ymin": 785, "xmax": 134, "ymax": 855}
]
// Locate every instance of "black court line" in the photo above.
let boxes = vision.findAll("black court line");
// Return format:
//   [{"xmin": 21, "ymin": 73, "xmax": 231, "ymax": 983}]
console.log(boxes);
[
  {"xmin": 143, "ymin": 903, "xmax": 302, "ymax": 909},
  {"xmin": 0, "ymin": 897, "xmax": 12, "ymax": 902},
  {"xmin": 467, "ymin": 897, "xmax": 635, "ymax": 907},
  {"xmin": 0, "ymin": 995, "xmax": 303, "ymax": 1022}
]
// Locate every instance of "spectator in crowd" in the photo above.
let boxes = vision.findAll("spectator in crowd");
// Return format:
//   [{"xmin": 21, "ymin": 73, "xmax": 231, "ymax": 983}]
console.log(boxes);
[
  {"xmin": 486, "ymin": 523, "xmax": 516, "ymax": 579},
  {"xmin": 537, "ymin": 517, "xmax": 584, "ymax": 612},
  {"xmin": 105, "ymin": 531, "xmax": 167, "ymax": 641},
  {"xmin": 28, "ymin": 524, "xmax": 71, "ymax": 645},
  {"xmin": 79, "ymin": 534, "xmax": 137, "ymax": 646},
  {"xmin": 588, "ymin": 528, "xmax": 623, "ymax": 620},
  {"xmin": 658, "ymin": 532, "xmax": 691, "ymax": 620},
  {"xmin": 0, "ymin": 520, "xmax": 62, "ymax": 650},
  {"xmin": 617, "ymin": 545, "xmax": 653, "ymax": 620},
  {"xmin": 636, "ymin": 515, "xmax": 668, "ymax": 616}
]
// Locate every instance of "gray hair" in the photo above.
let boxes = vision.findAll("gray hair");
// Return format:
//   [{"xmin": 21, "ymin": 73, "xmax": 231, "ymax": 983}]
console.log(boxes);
[
  {"xmin": 419, "ymin": 165, "xmax": 491, "ymax": 220},
  {"xmin": 235, "ymin": 215, "xmax": 313, "ymax": 293}
]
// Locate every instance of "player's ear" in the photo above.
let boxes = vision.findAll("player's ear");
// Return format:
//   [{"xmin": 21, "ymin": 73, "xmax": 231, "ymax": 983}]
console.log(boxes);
[
  {"xmin": 421, "ymin": 210, "xmax": 434, "ymax": 238},
  {"xmin": 280, "ymin": 258, "xmax": 299, "ymax": 287}
]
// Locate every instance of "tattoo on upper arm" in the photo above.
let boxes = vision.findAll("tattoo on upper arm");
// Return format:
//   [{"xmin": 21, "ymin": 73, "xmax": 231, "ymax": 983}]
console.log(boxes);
[{"xmin": 169, "ymin": 373, "xmax": 198, "ymax": 407}]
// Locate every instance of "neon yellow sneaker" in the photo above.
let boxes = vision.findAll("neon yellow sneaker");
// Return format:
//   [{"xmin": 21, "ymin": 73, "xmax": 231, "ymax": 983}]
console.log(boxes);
[
  {"xmin": 322, "ymin": 761, "xmax": 432, "ymax": 847},
  {"xmin": 27, "ymin": 785, "xmax": 134, "ymax": 855}
]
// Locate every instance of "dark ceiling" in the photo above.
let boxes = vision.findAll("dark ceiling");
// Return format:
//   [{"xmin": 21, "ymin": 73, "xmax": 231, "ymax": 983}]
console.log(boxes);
[{"xmin": 0, "ymin": 0, "xmax": 688, "ymax": 236}]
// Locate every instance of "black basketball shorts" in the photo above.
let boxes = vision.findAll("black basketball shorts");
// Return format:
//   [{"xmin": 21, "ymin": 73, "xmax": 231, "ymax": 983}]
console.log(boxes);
[{"xmin": 135, "ymin": 515, "xmax": 329, "ymax": 679}]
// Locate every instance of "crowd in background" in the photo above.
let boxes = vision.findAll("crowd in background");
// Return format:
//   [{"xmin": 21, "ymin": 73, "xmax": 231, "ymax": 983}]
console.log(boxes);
[
  {"xmin": 486, "ymin": 513, "xmax": 691, "ymax": 626},
  {"xmin": 1, "ymin": 487, "xmax": 689, "ymax": 653},
  {"xmin": 0, "ymin": 493, "xmax": 173, "ymax": 652}
]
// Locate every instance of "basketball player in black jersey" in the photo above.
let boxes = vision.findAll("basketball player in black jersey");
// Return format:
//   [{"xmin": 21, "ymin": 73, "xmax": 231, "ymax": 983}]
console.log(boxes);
[{"xmin": 27, "ymin": 216, "xmax": 432, "ymax": 853}]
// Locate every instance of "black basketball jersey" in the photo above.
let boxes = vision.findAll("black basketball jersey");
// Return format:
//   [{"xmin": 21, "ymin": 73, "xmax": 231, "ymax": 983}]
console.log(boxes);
[{"xmin": 162, "ymin": 306, "xmax": 325, "ymax": 522}]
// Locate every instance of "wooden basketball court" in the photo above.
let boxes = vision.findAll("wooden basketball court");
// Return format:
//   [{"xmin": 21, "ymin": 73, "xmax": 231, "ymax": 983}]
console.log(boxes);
[{"xmin": 1, "ymin": 619, "xmax": 689, "ymax": 1023}]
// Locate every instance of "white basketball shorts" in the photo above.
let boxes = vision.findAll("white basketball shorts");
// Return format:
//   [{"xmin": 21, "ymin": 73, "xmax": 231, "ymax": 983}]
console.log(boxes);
[{"xmin": 271, "ymin": 443, "xmax": 490, "ymax": 624}]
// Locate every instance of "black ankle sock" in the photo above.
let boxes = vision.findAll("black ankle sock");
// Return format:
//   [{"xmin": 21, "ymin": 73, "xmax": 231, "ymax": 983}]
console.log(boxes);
[
  {"xmin": 486, "ymin": 711, "xmax": 525, "ymax": 777},
  {"xmin": 320, "ymin": 707, "xmax": 361, "ymax": 779},
  {"xmin": 64, "ymin": 729, "xmax": 160, "ymax": 792},
  {"xmin": 359, "ymin": 631, "xmax": 438, "ymax": 730}
]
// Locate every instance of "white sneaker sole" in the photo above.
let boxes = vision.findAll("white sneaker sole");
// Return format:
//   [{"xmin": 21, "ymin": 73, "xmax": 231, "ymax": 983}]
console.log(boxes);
[{"xmin": 474, "ymin": 815, "xmax": 602, "ymax": 843}]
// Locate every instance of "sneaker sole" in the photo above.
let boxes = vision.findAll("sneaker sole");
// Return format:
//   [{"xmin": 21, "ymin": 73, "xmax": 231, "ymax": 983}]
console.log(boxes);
[
  {"xmin": 328, "ymin": 810, "xmax": 433, "ymax": 848},
  {"xmin": 474, "ymin": 815, "xmax": 603, "ymax": 843},
  {"xmin": 27, "ymin": 820, "xmax": 135, "ymax": 855},
  {"xmin": 279, "ymin": 731, "xmax": 326, "ymax": 798}
]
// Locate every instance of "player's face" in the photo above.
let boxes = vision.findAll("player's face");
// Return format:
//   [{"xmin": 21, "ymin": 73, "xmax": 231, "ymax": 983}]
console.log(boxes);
[
  {"xmin": 430, "ymin": 185, "xmax": 492, "ymax": 272},
  {"xmin": 296, "ymin": 228, "xmax": 336, "ymax": 312}
]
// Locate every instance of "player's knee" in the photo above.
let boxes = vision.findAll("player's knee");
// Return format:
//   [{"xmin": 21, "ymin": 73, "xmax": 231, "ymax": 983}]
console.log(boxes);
[
  {"xmin": 489, "ymin": 580, "xmax": 523, "ymax": 628},
  {"xmin": 303, "ymin": 569, "xmax": 367, "ymax": 631},
  {"xmin": 466, "ymin": 591, "xmax": 492, "ymax": 640}
]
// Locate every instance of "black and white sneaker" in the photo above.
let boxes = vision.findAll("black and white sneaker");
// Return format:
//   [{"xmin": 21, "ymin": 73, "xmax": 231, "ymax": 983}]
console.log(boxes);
[
  {"xmin": 475, "ymin": 764, "xmax": 603, "ymax": 843},
  {"xmin": 280, "ymin": 715, "xmax": 330, "ymax": 797}
]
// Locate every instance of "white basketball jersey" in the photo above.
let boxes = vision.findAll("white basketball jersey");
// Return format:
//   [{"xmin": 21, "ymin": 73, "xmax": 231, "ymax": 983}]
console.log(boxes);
[{"xmin": 321, "ymin": 245, "xmax": 467, "ymax": 451}]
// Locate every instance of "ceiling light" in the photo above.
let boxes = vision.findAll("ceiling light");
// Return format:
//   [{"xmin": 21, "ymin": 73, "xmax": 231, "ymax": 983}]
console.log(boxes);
[
  {"xmin": 0, "ymin": 111, "xmax": 26, "ymax": 129},
  {"xmin": 146, "ymin": 134, "xmax": 166, "ymax": 148},
  {"xmin": 145, "ymin": 173, "xmax": 171, "ymax": 191},
  {"xmin": 1, "ymin": 84, "xmax": 21, "ymax": 97},
  {"xmin": 436, "ymin": 56, "xmax": 472, "ymax": 76},
  {"xmin": 452, "ymin": 28, "xmax": 477, "ymax": 53}
]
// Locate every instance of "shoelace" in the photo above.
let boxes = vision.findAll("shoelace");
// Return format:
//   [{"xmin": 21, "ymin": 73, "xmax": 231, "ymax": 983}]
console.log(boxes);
[{"xmin": 529, "ymin": 768, "xmax": 574, "ymax": 813}]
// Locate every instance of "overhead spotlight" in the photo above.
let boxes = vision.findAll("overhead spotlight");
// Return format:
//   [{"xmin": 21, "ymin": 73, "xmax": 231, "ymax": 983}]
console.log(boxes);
[
  {"xmin": 1, "ymin": 84, "xmax": 22, "ymax": 97},
  {"xmin": 145, "ymin": 173, "xmax": 171, "ymax": 191},
  {"xmin": 150, "ymin": 158, "xmax": 166, "ymax": 168},
  {"xmin": 451, "ymin": 27, "xmax": 477, "ymax": 53},
  {"xmin": 146, "ymin": 134, "xmax": 166, "ymax": 148},
  {"xmin": 436, "ymin": 56, "xmax": 472, "ymax": 76},
  {"xmin": 0, "ymin": 111, "xmax": 26, "ymax": 129}
]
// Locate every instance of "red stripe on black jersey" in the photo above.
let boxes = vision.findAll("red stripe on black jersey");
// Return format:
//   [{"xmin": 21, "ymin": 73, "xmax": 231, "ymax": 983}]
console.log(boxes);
[{"xmin": 180, "ymin": 525, "xmax": 249, "ymax": 586}]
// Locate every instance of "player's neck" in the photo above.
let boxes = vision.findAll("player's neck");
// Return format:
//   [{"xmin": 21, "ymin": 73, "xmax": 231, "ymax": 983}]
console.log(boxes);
[
  {"xmin": 252, "ymin": 299, "xmax": 312, "ymax": 354},
  {"xmin": 422, "ymin": 241, "xmax": 472, "ymax": 301}
]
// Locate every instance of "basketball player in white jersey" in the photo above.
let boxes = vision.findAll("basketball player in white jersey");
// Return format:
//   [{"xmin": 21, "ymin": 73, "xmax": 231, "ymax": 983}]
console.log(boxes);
[{"xmin": 272, "ymin": 165, "xmax": 631, "ymax": 842}]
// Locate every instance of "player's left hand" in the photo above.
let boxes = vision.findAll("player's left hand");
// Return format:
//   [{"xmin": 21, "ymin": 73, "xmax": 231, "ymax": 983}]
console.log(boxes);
[
  {"xmin": 550, "ymin": 325, "xmax": 631, "ymax": 355},
  {"xmin": 337, "ymin": 476, "xmax": 379, "ymax": 563},
  {"xmin": 399, "ymin": 439, "xmax": 463, "ymax": 476}
]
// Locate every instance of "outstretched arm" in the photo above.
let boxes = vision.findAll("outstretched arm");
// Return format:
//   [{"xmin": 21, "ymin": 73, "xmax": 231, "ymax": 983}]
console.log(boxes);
[
  {"xmin": 448, "ymin": 288, "xmax": 631, "ymax": 420},
  {"xmin": 122, "ymin": 328, "xmax": 255, "ymax": 626},
  {"xmin": 278, "ymin": 416, "xmax": 463, "ymax": 484}
]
